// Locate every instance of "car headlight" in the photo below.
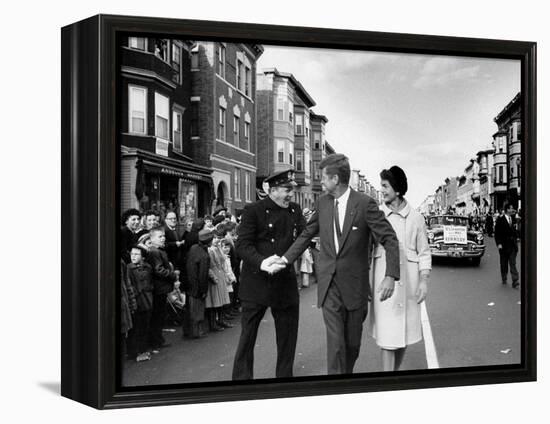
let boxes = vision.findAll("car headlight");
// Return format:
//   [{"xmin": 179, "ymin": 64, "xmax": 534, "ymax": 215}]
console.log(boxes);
[
  {"xmin": 428, "ymin": 232, "xmax": 434, "ymax": 241},
  {"xmin": 476, "ymin": 233, "xmax": 483, "ymax": 243}
]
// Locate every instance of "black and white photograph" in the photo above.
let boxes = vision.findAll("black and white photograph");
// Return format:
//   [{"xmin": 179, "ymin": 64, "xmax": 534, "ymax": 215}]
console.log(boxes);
[
  {"xmin": 118, "ymin": 38, "xmax": 524, "ymax": 386},
  {"xmin": 5, "ymin": 0, "xmax": 547, "ymax": 421}
]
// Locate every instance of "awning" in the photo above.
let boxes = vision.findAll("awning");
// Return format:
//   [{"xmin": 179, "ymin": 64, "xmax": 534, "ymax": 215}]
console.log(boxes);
[{"xmin": 141, "ymin": 160, "xmax": 213, "ymax": 185}]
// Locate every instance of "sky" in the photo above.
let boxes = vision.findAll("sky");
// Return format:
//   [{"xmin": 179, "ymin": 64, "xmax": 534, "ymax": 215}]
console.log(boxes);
[{"xmin": 257, "ymin": 46, "xmax": 520, "ymax": 208}]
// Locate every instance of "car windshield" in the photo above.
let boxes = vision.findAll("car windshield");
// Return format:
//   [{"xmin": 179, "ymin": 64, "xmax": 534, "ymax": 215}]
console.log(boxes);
[{"xmin": 428, "ymin": 216, "xmax": 469, "ymax": 227}]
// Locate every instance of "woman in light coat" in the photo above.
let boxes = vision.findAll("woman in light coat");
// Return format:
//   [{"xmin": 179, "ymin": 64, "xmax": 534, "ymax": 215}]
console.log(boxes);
[{"xmin": 369, "ymin": 166, "xmax": 431, "ymax": 371}]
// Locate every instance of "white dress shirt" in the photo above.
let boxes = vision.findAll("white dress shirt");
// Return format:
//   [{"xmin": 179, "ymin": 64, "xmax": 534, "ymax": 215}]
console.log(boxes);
[{"xmin": 333, "ymin": 186, "xmax": 351, "ymax": 253}]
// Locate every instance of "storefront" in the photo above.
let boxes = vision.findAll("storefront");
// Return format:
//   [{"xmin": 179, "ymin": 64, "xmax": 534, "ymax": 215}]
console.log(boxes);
[{"xmin": 122, "ymin": 149, "xmax": 214, "ymax": 228}]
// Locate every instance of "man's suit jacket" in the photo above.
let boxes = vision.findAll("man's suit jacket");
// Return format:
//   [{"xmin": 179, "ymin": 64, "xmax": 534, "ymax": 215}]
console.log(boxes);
[
  {"xmin": 284, "ymin": 189, "xmax": 400, "ymax": 310},
  {"xmin": 163, "ymin": 224, "xmax": 181, "ymax": 269},
  {"xmin": 494, "ymin": 214, "xmax": 518, "ymax": 250}
]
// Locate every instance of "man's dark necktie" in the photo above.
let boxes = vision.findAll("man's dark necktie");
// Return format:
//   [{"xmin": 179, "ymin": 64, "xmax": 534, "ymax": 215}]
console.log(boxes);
[{"xmin": 334, "ymin": 200, "xmax": 342, "ymax": 238}]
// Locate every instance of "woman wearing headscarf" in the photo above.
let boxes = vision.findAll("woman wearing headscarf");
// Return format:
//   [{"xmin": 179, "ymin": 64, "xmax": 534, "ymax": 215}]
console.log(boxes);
[{"xmin": 368, "ymin": 166, "xmax": 431, "ymax": 371}]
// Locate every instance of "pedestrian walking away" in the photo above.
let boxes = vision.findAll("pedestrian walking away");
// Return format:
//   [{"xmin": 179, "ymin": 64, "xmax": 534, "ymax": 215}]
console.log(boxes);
[{"xmin": 494, "ymin": 202, "xmax": 520, "ymax": 288}]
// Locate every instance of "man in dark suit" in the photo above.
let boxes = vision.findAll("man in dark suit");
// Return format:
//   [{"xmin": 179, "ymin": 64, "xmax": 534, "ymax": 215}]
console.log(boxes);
[
  {"xmin": 231, "ymin": 168, "xmax": 306, "ymax": 380},
  {"xmin": 279, "ymin": 154, "xmax": 400, "ymax": 374},
  {"xmin": 163, "ymin": 211, "xmax": 184, "ymax": 271},
  {"xmin": 494, "ymin": 202, "xmax": 519, "ymax": 288}
]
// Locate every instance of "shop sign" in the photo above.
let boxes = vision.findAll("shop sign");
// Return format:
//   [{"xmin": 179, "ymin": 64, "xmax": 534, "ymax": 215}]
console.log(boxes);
[
  {"xmin": 155, "ymin": 137, "xmax": 169, "ymax": 157},
  {"xmin": 159, "ymin": 167, "xmax": 210, "ymax": 183}
]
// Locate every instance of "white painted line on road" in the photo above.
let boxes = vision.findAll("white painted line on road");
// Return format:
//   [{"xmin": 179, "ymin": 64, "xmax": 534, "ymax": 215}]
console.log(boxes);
[{"xmin": 421, "ymin": 302, "xmax": 440, "ymax": 369}]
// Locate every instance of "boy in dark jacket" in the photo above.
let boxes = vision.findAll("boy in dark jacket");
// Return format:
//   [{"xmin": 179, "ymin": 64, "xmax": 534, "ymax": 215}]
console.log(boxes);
[
  {"xmin": 185, "ymin": 228, "xmax": 214, "ymax": 338},
  {"xmin": 127, "ymin": 246, "xmax": 154, "ymax": 361},
  {"xmin": 147, "ymin": 227, "xmax": 178, "ymax": 350}
]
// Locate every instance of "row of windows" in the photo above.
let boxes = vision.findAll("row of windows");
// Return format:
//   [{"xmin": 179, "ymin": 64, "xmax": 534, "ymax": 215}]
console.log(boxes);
[
  {"xmin": 217, "ymin": 44, "xmax": 253, "ymax": 97},
  {"xmin": 274, "ymin": 141, "xmax": 318, "ymax": 179},
  {"xmin": 233, "ymin": 168, "xmax": 252, "ymax": 202},
  {"xmin": 495, "ymin": 122, "xmax": 522, "ymax": 153},
  {"xmin": 218, "ymin": 107, "xmax": 251, "ymax": 151},
  {"xmin": 129, "ymin": 39, "xmax": 255, "ymax": 100},
  {"xmin": 129, "ymin": 85, "xmax": 198, "ymax": 152},
  {"xmin": 493, "ymin": 165, "xmax": 508, "ymax": 184},
  {"xmin": 128, "ymin": 37, "xmax": 183, "ymax": 84},
  {"xmin": 130, "ymin": 84, "xmax": 253, "ymax": 154},
  {"xmin": 275, "ymin": 100, "xmax": 325, "ymax": 146}
]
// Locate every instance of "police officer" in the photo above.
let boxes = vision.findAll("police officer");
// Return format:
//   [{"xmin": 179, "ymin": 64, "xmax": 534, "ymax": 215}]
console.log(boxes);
[{"xmin": 232, "ymin": 168, "xmax": 306, "ymax": 380}]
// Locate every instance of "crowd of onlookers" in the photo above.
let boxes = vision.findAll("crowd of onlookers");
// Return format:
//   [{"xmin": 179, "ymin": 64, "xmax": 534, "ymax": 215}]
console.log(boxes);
[
  {"xmin": 119, "ymin": 202, "xmax": 324, "ymax": 363},
  {"xmin": 120, "ymin": 205, "xmax": 243, "ymax": 362}
]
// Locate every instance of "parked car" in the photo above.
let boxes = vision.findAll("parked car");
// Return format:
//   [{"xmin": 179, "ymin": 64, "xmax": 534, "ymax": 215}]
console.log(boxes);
[{"xmin": 426, "ymin": 215, "xmax": 485, "ymax": 266}]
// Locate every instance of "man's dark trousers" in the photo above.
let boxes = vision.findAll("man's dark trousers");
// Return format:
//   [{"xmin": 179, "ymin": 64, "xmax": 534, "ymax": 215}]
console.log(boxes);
[
  {"xmin": 499, "ymin": 243, "xmax": 519, "ymax": 284},
  {"xmin": 322, "ymin": 281, "xmax": 368, "ymax": 374},
  {"xmin": 232, "ymin": 301, "xmax": 299, "ymax": 380}
]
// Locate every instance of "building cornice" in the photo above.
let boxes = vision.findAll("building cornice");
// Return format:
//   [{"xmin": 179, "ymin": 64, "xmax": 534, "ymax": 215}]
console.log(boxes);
[
  {"xmin": 259, "ymin": 68, "xmax": 316, "ymax": 107},
  {"xmin": 121, "ymin": 66, "xmax": 177, "ymax": 90}
]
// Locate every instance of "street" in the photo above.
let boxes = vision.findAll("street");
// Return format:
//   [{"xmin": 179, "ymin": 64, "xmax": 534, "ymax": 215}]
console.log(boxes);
[{"xmin": 122, "ymin": 239, "xmax": 521, "ymax": 386}]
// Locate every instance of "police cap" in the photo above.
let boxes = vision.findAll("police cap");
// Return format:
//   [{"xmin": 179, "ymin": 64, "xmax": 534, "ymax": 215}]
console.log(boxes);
[{"xmin": 263, "ymin": 168, "xmax": 297, "ymax": 189}]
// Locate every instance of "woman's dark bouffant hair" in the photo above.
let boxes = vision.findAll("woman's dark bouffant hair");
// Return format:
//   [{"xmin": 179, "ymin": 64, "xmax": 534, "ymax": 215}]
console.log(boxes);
[
  {"xmin": 380, "ymin": 165, "xmax": 408, "ymax": 198},
  {"xmin": 121, "ymin": 208, "xmax": 141, "ymax": 226}
]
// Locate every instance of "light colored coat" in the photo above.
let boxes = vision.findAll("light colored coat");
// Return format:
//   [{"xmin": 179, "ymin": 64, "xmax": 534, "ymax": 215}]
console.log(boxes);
[{"xmin": 368, "ymin": 201, "xmax": 431, "ymax": 349}]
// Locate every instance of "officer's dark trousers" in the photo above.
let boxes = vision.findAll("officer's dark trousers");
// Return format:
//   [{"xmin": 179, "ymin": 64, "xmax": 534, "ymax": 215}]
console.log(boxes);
[
  {"xmin": 322, "ymin": 282, "xmax": 368, "ymax": 375},
  {"xmin": 232, "ymin": 301, "xmax": 299, "ymax": 380}
]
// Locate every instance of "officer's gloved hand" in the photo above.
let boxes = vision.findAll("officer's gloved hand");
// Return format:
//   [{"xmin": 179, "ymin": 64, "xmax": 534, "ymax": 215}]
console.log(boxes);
[{"xmin": 260, "ymin": 255, "xmax": 286, "ymax": 275}]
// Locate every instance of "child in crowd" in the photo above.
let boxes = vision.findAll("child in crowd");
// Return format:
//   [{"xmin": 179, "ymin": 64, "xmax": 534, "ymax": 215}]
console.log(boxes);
[
  {"xmin": 186, "ymin": 228, "xmax": 214, "ymax": 338},
  {"xmin": 205, "ymin": 227, "xmax": 232, "ymax": 331},
  {"xmin": 137, "ymin": 233, "xmax": 152, "ymax": 251},
  {"xmin": 299, "ymin": 246, "xmax": 314, "ymax": 288},
  {"xmin": 223, "ymin": 221, "xmax": 241, "ymax": 312},
  {"xmin": 220, "ymin": 238, "xmax": 238, "ymax": 321},
  {"xmin": 204, "ymin": 215, "xmax": 214, "ymax": 230},
  {"xmin": 147, "ymin": 227, "xmax": 178, "ymax": 351},
  {"xmin": 299, "ymin": 208, "xmax": 315, "ymax": 288},
  {"xmin": 126, "ymin": 246, "xmax": 154, "ymax": 362}
]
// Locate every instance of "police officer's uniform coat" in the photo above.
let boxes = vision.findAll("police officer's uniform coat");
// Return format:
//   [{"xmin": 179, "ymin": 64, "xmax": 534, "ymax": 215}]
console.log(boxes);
[
  {"xmin": 236, "ymin": 195, "xmax": 306, "ymax": 308},
  {"xmin": 232, "ymin": 194, "xmax": 306, "ymax": 380}
]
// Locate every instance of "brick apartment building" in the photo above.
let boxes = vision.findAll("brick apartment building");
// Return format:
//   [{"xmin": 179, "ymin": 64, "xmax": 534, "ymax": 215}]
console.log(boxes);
[
  {"xmin": 191, "ymin": 42, "xmax": 264, "ymax": 217},
  {"xmin": 256, "ymin": 68, "xmax": 321, "ymax": 210},
  {"xmin": 492, "ymin": 92, "xmax": 521, "ymax": 210},
  {"xmin": 310, "ymin": 112, "xmax": 329, "ymax": 205},
  {"xmin": 120, "ymin": 37, "xmax": 214, "ymax": 225},
  {"xmin": 476, "ymin": 146, "xmax": 495, "ymax": 214}
]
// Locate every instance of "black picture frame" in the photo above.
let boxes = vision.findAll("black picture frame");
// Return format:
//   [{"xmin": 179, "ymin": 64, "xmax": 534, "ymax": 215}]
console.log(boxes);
[{"xmin": 61, "ymin": 14, "xmax": 537, "ymax": 409}]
